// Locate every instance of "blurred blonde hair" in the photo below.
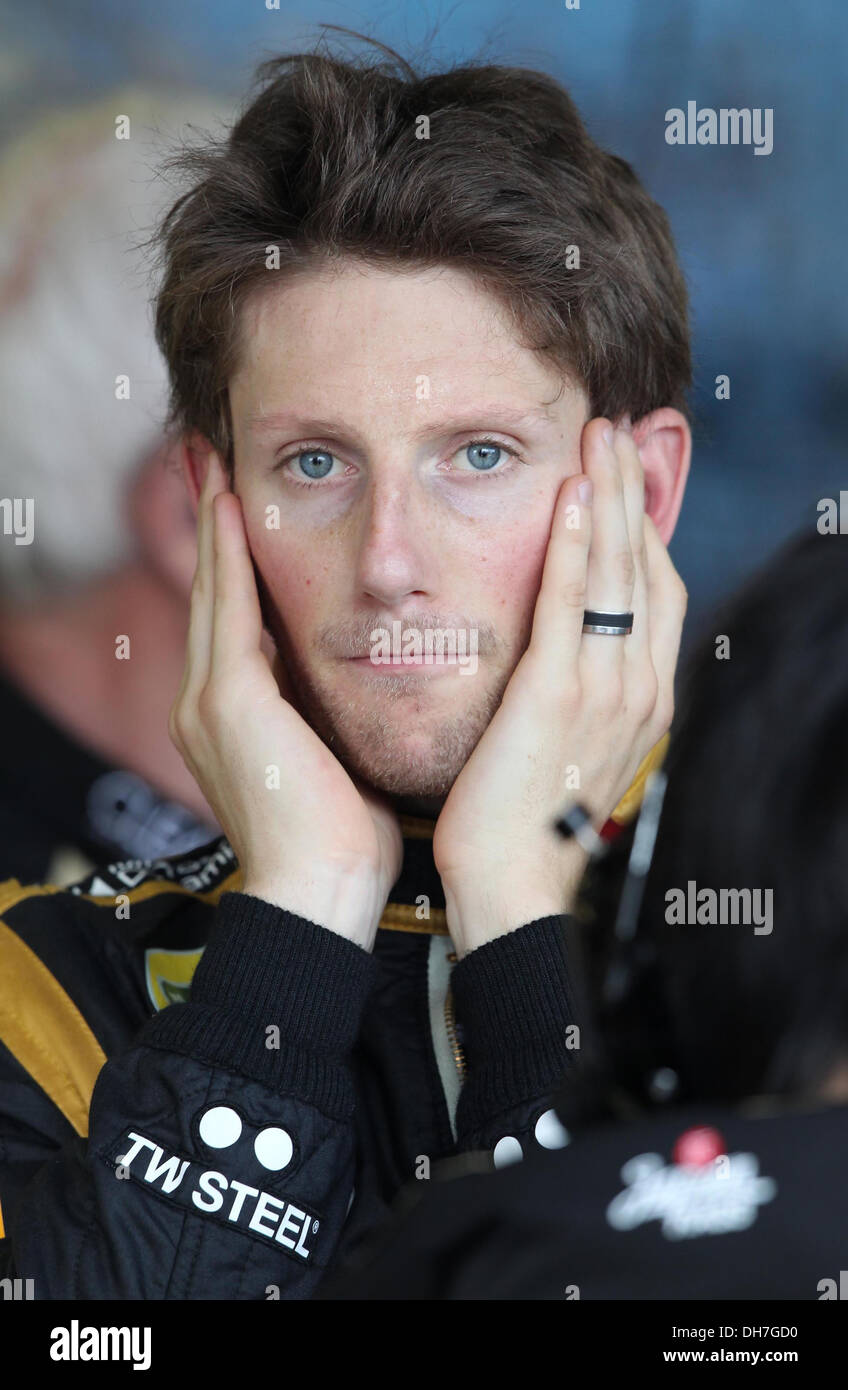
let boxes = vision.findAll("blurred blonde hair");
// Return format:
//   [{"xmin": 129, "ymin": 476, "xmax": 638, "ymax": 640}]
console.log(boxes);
[{"xmin": 0, "ymin": 87, "xmax": 231, "ymax": 602}]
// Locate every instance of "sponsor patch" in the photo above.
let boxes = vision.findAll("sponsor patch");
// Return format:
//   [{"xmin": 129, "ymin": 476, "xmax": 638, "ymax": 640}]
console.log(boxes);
[
  {"xmin": 606, "ymin": 1128, "xmax": 777, "ymax": 1239},
  {"xmin": 145, "ymin": 946, "xmax": 205, "ymax": 1011},
  {"xmin": 71, "ymin": 837, "xmax": 237, "ymax": 899},
  {"xmin": 107, "ymin": 1111, "xmax": 320, "ymax": 1262}
]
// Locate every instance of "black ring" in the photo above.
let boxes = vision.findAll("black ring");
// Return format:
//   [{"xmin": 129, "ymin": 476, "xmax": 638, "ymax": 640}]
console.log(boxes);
[{"xmin": 583, "ymin": 610, "xmax": 634, "ymax": 628}]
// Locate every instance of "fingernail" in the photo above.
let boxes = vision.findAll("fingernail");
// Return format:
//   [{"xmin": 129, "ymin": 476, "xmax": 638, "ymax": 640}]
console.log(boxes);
[
  {"xmin": 578, "ymin": 478, "xmax": 593, "ymax": 505},
  {"xmin": 602, "ymin": 424, "xmax": 614, "ymax": 447}
]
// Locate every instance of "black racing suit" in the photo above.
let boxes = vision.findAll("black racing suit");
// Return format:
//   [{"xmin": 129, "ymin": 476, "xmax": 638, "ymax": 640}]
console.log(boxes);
[
  {"xmin": 319, "ymin": 1093, "xmax": 848, "ymax": 1300},
  {"xmin": 0, "ymin": 821, "xmax": 578, "ymax": 1299}
]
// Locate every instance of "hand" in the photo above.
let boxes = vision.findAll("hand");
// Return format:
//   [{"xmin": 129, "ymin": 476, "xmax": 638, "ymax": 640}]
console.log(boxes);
[
  {"xmin": 432, "ymin": 419, "xmax": 687, "ymax": 955},
  {"xmin": 169, "ymin": 451, "xmax": 402, "ymax": 947}
]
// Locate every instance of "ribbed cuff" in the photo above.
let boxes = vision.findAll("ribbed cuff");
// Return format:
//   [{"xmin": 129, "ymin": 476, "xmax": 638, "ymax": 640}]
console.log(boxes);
[
  {"xmin": 136, "ymin": 891, "xmax": 376, "ymax": 1119},
  {"xmin": 452, "ymin": 915, "xmax": 578, "ymax": 1137}
]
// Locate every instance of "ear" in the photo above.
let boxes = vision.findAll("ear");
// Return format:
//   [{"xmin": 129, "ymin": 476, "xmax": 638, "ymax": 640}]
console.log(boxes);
[
  {"xmin": 179, "ymin": 433, "xmax": 223, "ymax": 514},
  {"xmin": 126, "ymin": 439, "xmax": 199, "ymax": 599},
  {"xmin": 625, "ymin": 407, "xmax": 691, "ymax": 546}
]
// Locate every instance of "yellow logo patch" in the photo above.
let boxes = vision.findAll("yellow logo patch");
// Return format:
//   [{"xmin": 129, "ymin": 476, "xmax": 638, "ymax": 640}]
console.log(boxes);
[{"xmin": 145, "ymin": 947, "xmax": 205, "ymax": 1012}]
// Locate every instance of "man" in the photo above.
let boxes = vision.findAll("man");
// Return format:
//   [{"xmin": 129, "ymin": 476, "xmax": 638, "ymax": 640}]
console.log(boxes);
[
  {"xmin": 0, "ymin": 94, "xmax": 225, "ymax": 884},
  {"xmin": 0, "ymin": 39, "xmax": 689, "ymax": 1298}
]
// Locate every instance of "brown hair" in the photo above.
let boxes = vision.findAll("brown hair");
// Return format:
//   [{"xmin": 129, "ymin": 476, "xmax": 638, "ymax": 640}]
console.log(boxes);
[{"xmin": 153, "ymin": 31, "xmax": 691, "ymax": 472}]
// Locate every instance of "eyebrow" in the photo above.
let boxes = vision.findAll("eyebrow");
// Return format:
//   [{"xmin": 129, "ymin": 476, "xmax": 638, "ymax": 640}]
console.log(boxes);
[{"xmin": 247, "ymin": 405, "xmax": 559, "ymax": 439}]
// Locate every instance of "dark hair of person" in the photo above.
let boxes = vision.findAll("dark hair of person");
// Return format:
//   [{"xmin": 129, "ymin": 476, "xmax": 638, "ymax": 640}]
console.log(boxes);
[
  {"xmin": 560, "ymin": 529, "xmax": 848, "ymax": 1125},
  {"xmin": 151, "ymin": 27, "xmax": 691, "ymax": 475}
]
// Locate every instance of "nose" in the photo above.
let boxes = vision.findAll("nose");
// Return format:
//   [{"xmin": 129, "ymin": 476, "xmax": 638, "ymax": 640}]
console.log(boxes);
[{"xmin": 355, "ymin": 475, "xmax": 435, "ymax": 609}]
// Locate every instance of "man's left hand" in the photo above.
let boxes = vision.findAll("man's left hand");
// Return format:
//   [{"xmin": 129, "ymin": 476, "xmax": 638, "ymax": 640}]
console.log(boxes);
[{"xmin": 432, "ymin": 418, "xmax": 687, "ymax": 956}]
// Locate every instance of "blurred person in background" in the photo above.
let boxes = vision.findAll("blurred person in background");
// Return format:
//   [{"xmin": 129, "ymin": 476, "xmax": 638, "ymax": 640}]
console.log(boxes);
[
  {"xmin": 0, "ymin": 93, "xmax": 227, "ymax": 884},
  {"xmin": 320, "ymin": 528, "xmax": 848, "ymax": 1299}
]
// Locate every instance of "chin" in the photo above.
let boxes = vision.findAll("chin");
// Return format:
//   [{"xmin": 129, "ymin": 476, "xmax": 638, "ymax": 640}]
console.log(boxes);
[
  {"xmin": 345, "ymin": 750, "xmax": 463, "ymax": 800},
  {"xmin": 327, "ymin": 721, "xmax": 473, "ymax": 799},
  {"xmin": 304, "ymin": 686, "xmax": 502, "ymax": 800}
]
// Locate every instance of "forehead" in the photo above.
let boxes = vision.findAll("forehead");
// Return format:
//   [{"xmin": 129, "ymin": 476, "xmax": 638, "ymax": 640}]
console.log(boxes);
[{"xmin": 230, "ymin": 259, "xmax": 583, "ymax": 427}]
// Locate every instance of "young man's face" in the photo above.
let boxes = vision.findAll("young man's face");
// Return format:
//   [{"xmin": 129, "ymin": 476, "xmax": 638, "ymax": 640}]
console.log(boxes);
[{"xmin": 229, "ymin": 259, "xmax": 589, "ymax": 802}]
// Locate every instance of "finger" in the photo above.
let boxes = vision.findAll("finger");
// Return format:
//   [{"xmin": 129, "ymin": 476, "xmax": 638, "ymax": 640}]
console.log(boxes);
[
  {"xmin": 209, "ymin": 488, "xmax": 267, "ymax": 680},
  {"xmin": 176, "ymin": 451, "xmax": 229, "ymax": 705},
  {"xmin": 644, "ymin": 513, "xmax": 687, "ymax": 728},
  {"xmin": 613, "ymin": 426, "xmax": 650, "ymax": 660},
  {"xmin": 580, "ymin": 417, "xmax": 635, "ymax": 669},
  {"xmin": 528, "ymin": 470, "xmax": 593, "ymax": 682}
]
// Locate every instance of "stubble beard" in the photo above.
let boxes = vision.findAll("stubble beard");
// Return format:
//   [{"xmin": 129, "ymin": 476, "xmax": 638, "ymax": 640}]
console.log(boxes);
[{"xmin": 255, "ymin": 570, "xmax": 516, "ymax": 799}]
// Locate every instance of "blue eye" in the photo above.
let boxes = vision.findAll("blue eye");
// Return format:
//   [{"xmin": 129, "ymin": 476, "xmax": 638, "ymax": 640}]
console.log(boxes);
[
  {"xmin": 296, "ymin": 449, "xmax": 335, "ymax": 479},
  {"xmin": 464, "ymin": 442, "xmax": 503, "ymax": 470}
]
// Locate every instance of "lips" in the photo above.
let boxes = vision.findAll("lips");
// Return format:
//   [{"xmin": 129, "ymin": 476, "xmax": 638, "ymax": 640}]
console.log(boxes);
[
  {"xmin": 346, "ymin": 655, "xmax": 455, "ymax": 675},
  {"xmin": 349, "ymin": 655, "xmax": 427, "ymax": 664}
]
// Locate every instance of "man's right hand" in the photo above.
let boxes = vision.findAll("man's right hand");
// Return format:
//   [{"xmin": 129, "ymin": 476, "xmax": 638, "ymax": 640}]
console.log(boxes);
[{"xmin": 168, "ymin": 450, "xmax": 402, "ymax": 949}]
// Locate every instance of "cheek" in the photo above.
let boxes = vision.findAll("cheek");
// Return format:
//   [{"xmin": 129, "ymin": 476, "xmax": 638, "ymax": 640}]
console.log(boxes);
[
  {"xmin": 245, "ymin": 519, "xmax": 327, "ymax": 639},
  {"xmin": 465, "ymin": 515, "xmax": 553, "ymax": 637}
]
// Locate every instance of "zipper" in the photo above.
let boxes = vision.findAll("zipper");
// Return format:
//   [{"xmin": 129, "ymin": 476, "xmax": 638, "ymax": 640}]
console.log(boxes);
[{"xmin": 443, "ymin": 949, "xmax": 467, "ymax": 1080}]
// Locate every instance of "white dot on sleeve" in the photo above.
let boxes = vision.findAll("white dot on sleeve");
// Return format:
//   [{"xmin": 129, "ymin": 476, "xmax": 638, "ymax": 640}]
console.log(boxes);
[
  {"xmin": 493, "ymin": 1135, "xmax": 523, "ymax": 1168},
  {"xmin": 534, "ymin": 1108, "xmax": 571, "ymax": 1150}
]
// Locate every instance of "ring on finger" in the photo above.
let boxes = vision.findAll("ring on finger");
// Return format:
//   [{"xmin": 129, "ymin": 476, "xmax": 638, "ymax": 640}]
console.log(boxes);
[{"xmin": 582, "ymin": 609, "xmax": 634, "ymax": 636}]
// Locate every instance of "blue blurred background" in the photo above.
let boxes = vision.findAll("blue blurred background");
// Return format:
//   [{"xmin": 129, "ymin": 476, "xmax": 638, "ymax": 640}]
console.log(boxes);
[{"xmin": 2, "ymin": 0, "xmax": 845, "ymax": 641}]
